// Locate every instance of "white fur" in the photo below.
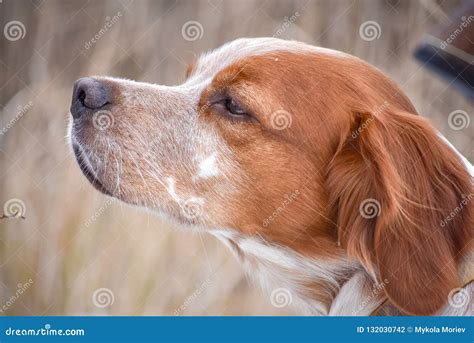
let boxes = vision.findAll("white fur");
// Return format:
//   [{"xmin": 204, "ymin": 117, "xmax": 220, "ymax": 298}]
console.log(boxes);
[
  {"xmin": 210, "ymin": 229, "xmax": 359, "ymax": 315},
  {"xmin": 329, "ymin": 271, "xmax": 385, "ymax": 315},
  {"xmin": 194, "ymin": 153, "xmax": 219, "ymax": 180},
  {"xmin": 165, "ymin": 177, "xmax": 180, "ymax": 202}
]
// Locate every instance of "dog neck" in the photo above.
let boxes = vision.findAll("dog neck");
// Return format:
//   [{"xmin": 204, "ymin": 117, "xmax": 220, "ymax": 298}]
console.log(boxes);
[
  {"xmin": 209, "ymin": 229, "xmax": 386, "ymax": 315},
  {"xmin": 210, "ymin": 229, "xmax": 473, "ymax": 315}
]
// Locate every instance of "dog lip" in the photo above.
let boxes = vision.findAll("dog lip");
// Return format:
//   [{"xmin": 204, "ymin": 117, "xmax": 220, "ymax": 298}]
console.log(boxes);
[{"xmin": 72, "ymin": 144, "xmax": 112, "ymax": 196}]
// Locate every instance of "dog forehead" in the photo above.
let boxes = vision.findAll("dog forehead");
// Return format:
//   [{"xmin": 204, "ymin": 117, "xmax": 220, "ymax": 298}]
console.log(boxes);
[{"xmin": 186, "ymin": 38, "xmax": 349, "ymax": 87}]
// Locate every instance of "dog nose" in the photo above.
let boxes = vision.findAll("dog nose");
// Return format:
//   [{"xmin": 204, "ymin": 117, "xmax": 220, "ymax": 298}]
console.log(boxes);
[{"xmin": 71, "ymin": 78, "xmax": 111, "ymax": 119}]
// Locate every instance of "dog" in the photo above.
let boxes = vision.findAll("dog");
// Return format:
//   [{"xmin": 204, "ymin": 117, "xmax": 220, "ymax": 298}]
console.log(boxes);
[{"xmin": 69, "ymin": 38, "xmax": 473, "ymax": 316}]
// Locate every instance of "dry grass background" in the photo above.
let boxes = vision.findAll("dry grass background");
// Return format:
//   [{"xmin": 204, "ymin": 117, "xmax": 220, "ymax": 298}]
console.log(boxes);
[{"xmin": 0, "ymin": 0, "xmax": 472, "ymax": 315}]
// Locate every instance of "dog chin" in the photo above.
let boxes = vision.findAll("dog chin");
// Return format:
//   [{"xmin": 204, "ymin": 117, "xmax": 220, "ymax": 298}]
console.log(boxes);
[{"xmin": 72, "ymin": 143, "xmax": 112, "ymax": 196}]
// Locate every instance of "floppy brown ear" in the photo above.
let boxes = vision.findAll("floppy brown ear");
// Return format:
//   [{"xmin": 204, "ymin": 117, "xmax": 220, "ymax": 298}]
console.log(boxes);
[{"xmin": 327, "ymin": 108, "xmax": 473, "ymax": 315}]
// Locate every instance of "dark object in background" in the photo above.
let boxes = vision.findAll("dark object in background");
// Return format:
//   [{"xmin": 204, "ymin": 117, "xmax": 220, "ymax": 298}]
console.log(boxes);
[{"xmin": 414, "ymin": 1, "xmax": 474, "ymax": 100}]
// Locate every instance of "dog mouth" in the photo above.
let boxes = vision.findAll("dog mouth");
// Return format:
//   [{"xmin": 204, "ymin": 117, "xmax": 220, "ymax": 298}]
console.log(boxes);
[{"xmin": 72, "ymin": 143, "xmax": 112, "ymax": 196}]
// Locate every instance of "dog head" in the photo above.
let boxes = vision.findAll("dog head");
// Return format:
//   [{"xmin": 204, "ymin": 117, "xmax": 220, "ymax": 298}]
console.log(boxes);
[{"xmin": 69, "ymin": 38, "xmax": 473, "ymax": 315}]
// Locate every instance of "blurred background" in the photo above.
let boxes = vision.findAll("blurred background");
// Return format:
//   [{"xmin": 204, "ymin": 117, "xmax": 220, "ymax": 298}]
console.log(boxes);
[{"xmin": 0, "ymin": 0, "xmax": 472, "ymax": 315}]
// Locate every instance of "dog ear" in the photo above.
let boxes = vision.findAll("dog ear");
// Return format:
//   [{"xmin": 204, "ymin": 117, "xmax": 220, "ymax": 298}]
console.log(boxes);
[{"xmin": 327, "ymin": 107, "xmax": 473, "ymax": 315}]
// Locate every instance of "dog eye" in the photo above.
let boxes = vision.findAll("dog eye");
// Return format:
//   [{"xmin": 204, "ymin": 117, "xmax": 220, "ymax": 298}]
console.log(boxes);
[
  {"xmin": 224, "ymin": 98, "xmax": 246, "ymax": 116},
  {"xmin": 210, "ymin": 95, "xmax": 255, "ymax": 122}
]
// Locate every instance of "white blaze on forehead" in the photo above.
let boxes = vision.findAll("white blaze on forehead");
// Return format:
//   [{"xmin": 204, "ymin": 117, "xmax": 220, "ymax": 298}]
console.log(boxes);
[{"xmin": 185, "ymin": 37, "xmax": 350, "ymax": 87}]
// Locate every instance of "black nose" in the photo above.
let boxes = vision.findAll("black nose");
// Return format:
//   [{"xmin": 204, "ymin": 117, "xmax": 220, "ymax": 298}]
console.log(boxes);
[{"xmin": 70, "ymin": 78, "xmax": 111, "ymax": 119}]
